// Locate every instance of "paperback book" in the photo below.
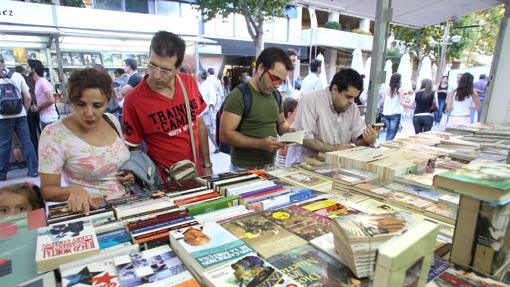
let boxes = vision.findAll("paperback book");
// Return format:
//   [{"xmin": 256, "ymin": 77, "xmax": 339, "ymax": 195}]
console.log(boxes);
[
  {"xmin": 203, "ymin": 254, "xmax": 301, "ymax": 287},
  {"xmin": 35, "ymin": 221, "xmax": 100, "ymax": 273},
  {"xmin": 268, "ymin": 244, "xmax": 370, "ymax": 287},
  {"xmin": 169, "ymin": 222, "xmax": 254, "ymax": 272},
  {"xmin": 221, "ymin": 213, "xmax": 307, "ymax": 258}
]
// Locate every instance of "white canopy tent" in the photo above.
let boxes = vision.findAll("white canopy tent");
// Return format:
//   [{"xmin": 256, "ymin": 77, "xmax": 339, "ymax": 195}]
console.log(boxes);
[
  {"xmin": 416, "ymin": 56, "xmax": 433, "ymax": 87},
  {"xmin": 384, "ymin": 59, "xmax": 393, "ymax": 85},
  {"xmin": 351, "ymin": 48, "xmax": 365, "ymax": 74},
  {"xmin": 397, "ymin": 52, "xmax": 413, "ymax": 92}
]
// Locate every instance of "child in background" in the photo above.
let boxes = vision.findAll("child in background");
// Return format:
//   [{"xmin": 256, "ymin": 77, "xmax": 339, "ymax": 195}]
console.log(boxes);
[
  {"xmin": 275, "ymin": 98, "xmax": 299, "ymax": 168},
  {"xmin": 0, "ymin": 182, "xmax": 45, "ymax": 218}
]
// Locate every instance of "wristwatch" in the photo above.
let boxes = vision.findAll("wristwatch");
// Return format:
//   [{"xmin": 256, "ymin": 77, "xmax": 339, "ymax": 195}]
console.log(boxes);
[{"xmin": 202, "ymin": 162, "xmax": 213, "ymax": 168}]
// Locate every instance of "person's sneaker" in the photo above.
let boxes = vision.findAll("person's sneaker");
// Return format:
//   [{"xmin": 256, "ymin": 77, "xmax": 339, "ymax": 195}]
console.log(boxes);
[{"xmin": 27, "ymin": 172, "xmax": 39, "ymax": 178}]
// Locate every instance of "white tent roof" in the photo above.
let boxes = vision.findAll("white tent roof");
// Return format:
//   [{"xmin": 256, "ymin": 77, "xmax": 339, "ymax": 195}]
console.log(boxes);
[{"xmin": 294, "ymin": 0, "xmax": 503, "ymax": 28}]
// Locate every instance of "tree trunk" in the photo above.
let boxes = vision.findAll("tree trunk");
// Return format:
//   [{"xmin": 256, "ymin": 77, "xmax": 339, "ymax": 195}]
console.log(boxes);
[{"xmin": 255, "ymin": 33, "xmax": 264, "ymax": 58}]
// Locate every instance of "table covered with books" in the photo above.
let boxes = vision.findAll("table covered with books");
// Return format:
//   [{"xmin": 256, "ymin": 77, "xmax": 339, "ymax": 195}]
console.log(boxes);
[{"xmin": 1, "ymin": 123, "xmax": 510, "ymax": 287}]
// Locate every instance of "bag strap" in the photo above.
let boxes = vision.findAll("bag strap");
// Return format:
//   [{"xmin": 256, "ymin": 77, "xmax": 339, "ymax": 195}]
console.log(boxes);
[
  {"xmin": 103, "ymin": 113, "xmax": 120, "ymax": 137},
  {"xmin": 175, "ymin": 73, "xmax": 197, "ymax": 165}
]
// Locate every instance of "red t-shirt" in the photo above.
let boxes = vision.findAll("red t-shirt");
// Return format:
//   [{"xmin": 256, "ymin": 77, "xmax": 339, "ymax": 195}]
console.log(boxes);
[{"xmin": 122, "ymin": 73, "xmax": 207, "ymax": 180}]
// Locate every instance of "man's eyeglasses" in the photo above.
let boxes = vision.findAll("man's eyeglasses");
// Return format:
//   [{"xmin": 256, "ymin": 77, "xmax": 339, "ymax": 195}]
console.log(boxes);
[
  {"xmin": 147, "ymin": 61, "xmax": 175, "ymax": 75},
  {"xmin": 264, "ymin": 69, "xmax": 286, "ymax": 86}
]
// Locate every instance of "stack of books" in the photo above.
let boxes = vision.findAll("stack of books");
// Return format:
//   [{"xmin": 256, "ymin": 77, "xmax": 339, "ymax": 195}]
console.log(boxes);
[
  {"xmin": 434, "ymin": 159, "xmax": 510, "ymax": 280},
  {"xmin": 331, "ymin": 213, "xmax": 419, "ymax": 277}
]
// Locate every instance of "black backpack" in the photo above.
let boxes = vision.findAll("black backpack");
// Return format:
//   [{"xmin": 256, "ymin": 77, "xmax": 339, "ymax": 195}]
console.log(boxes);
[
  {"xmin": 0, "ymin": 70, "xmax": 23, "ymax": 116},
  {"xmin": 215, "ymin": 83, "xmax": 282, "ymax": 154}
]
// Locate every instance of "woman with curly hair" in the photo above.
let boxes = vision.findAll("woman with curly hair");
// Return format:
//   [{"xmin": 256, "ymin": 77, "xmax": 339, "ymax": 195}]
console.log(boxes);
[{"xmin": 38, "ymin": 68, "xmax": 134, "ymax": 214}]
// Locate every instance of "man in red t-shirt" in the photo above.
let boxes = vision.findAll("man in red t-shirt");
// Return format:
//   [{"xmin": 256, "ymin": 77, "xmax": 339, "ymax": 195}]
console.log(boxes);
[{"xmin": 122, "ymin": 31, "xmax": 212, "ymax": 180}]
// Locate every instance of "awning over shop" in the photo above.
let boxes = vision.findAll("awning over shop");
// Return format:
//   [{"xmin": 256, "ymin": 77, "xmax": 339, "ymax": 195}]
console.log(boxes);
[{"xmin": 211, "ymin": 38, "xmax": 307, "ymax": 58}]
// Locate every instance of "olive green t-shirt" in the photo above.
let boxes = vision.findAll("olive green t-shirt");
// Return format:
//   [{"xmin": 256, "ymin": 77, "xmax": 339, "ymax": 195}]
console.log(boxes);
[{"xmin": 223, "ymin": 83, "xmax": 283, "ymax": 167}]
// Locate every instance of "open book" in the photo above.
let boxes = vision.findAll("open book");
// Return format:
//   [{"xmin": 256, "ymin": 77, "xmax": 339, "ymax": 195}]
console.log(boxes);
[{"xmin": 279, "ymin": 130, "xmax": 305, "ymax": 145}]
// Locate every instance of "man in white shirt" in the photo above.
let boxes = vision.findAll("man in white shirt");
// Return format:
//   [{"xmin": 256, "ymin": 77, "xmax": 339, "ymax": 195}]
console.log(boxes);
[
  {"xmin": 286, "ymin": 68, "xmax": 378, "ymax": 166},
  {"xmin": 0, "ymin": 54, "xmax": 39, "ymax": 180},
  {"xmin": 199, "ymin": 70, "xmax": 220, "ymax": 153},
  {"xmin": 206, "ymin": 68, "xmax": 224, "ymax": 107},
  {"xmin": 301, "ymin": 59, "xmax": 324, "ymax": 95}
]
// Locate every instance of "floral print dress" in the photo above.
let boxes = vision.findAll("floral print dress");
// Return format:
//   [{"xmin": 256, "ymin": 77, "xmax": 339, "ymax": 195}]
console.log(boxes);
[{"xmin": 39, "ymin": 115, "xmax": 130, "ymax": 199}]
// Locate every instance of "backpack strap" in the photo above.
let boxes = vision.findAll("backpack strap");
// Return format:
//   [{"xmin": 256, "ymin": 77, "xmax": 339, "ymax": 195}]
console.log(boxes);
[
  {"xmin": 237, "ymin": 83, "xmax": 252, "ymax": 118},
  {"xmin": 6, "ymin": 70, "xmax": 14, "ymax": 79}
]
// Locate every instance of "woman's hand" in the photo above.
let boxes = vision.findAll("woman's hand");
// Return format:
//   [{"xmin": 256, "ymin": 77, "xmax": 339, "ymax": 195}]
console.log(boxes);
[
  {"xmin": 67, "ymin": 187, "xmax": 97, "ymax": 215},
  {"xmin": 117, "ymin": 171, "xmax": 135, "ymax": 186}
]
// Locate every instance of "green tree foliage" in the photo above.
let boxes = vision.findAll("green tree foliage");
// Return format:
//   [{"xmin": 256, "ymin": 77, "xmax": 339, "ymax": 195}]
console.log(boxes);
[
  {"xmin": 194, "ymin": 0, "xmax": 290, "ymax": 56},
  {"xmin": 390, "ymin": 5, "xmax": 503, "ymax": 67}
]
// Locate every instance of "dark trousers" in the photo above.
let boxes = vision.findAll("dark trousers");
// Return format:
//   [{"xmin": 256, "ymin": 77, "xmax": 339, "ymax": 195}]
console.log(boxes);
[
  {"xmin": 26, "ymin": 110, "xmax": 40, "ymax": 155},
  {"xmin": 384, "ymin": 114, "xmax": 401, "ymax": 141},
  {"xmin": 413, "ymin": 115, "xmax": 433, "ymax": 134}
]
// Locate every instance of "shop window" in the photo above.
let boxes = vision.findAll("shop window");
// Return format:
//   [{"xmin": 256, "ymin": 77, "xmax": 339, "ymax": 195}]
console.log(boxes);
[
  {"xmin": 94, "ymin": 0, "xmax": 122, "ymax": 11},
  {"xmin": 126, "ymin": 0, "xmax": 149, "ymax": 14},
  {"xmin": 156, "ymin": 0, "xmax": 180, "ymax": 16}
]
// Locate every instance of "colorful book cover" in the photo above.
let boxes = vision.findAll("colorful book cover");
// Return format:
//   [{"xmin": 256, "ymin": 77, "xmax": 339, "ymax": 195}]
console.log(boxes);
[
  {"xmin": 300, "ymin": 198, "xmax": 360, "ymax": 218},
  {"xmin": 35, "ymin": 221, "xmax": 100, "ymax": 273},
  {"xmin": 204, "ymin": 255, "xmax": 300, "ymax": 287},
  {"xmin": 61, "ymin": 260, "xmax": 120, "ymax": 287},
  {"xmin": 96, "ymin": 228, "xmax": 131, "ymax": 250},
  {"xmin": 0, "ymin": 229, "xmax": 38, "ymax": 286},
  {"xmin": 435, "ymin": 160, "xmax": 510, "ymax": 191},
  {"xmin": 169, "ymin": 222, "xmax": 254, "ymax": 270},
  {"xmin": 221, "ymin": 213, "xmax": 307, "ymax": 258},
  {"xmin": 114, "ymin": 245, "xmax": 189, "ymax": 287},
  {"xmin": 262, "ymin": 205, "xmax": 331, "ymax": 241},
  {"xmin": 427, "ymin": 256, "xmax": 451, "ymax": 282},
  {"xmin": 427, "ymin": 266, "xmax": 508, "ymax": 287},
  {"xmin": 268, "ymin": 244, "xmax": 370, "ymax": 287}
]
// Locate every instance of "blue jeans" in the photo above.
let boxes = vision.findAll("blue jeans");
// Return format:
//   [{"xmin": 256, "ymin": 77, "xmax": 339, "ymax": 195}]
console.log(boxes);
[
  {"xmin": 384, "ymin": 114, "xmax": 401, "ymax": 141},
  {"xmin": 434, "ymin": 98, "xmax": 446, "ymax": 123},
  {"xmin": 0, "ymin": 116, "xmax": 38, "ymax": 179},
  {"xmin": 413, "ymin": 115, "xmax": 433, "ymax": 134},
  {"xmin": 470, "ymin": 96, "xmax": 484, "ymax": 123}
]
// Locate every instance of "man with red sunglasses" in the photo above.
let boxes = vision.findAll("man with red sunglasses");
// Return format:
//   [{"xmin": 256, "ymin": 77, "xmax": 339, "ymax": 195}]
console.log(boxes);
[{"xmin": 220, "ymin": 47, "xmax": 295, "ymax": 171}]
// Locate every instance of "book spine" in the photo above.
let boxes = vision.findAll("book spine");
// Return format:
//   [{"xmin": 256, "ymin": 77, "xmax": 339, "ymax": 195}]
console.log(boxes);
[
  {"xmin": 450, "ymin": 196, "xmax": 481, "ymax": 268},
  {"xmin": 174, "ymin": 192, "xmax": 220, "ymax": 206},
  {"xmin": 127, "ymin": 209, "xmax": 188, "ymax": 229},
  {"xmin": 187, "ymin": 196, "xmax": 240, "ymax": 216},
  {"xmin": 134, "ymin": 220, "xmax": 198, "ymax": 242},
  {"xmin": 130, "ymin": 216, "xmax": 195, "ymax": 236}
]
